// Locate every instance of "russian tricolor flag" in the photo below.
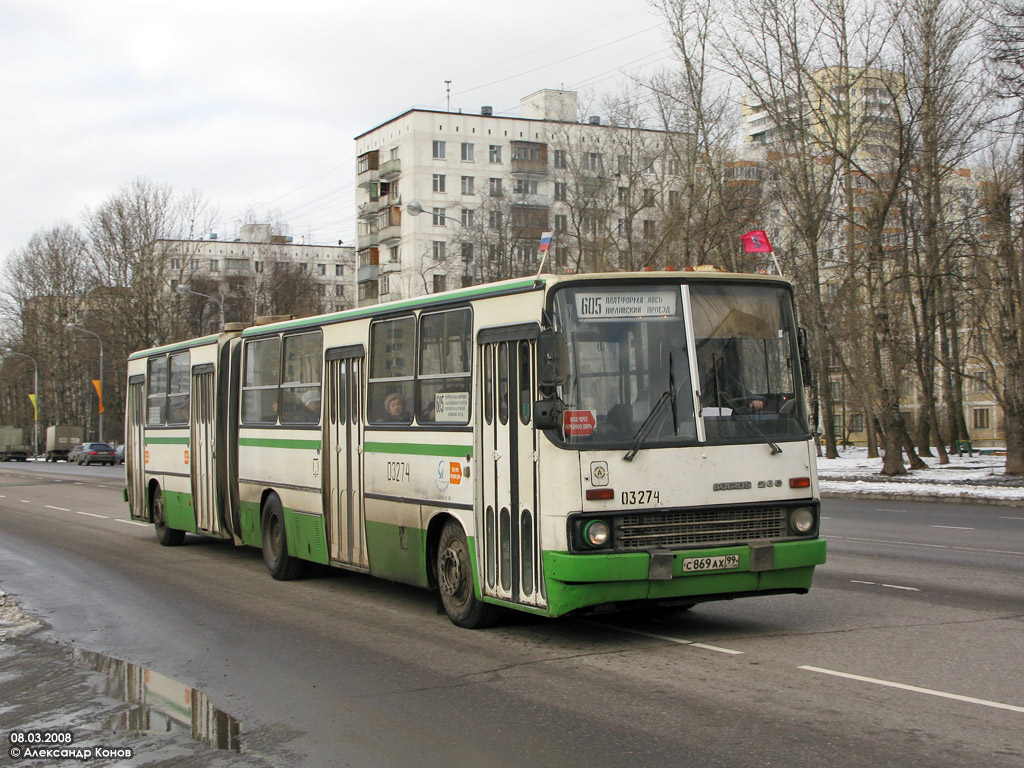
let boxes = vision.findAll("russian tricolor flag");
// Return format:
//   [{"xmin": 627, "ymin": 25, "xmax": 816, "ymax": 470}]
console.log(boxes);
[{"xmin": 539, "ymin": 231, "xmax": 553, "ymax": 252}]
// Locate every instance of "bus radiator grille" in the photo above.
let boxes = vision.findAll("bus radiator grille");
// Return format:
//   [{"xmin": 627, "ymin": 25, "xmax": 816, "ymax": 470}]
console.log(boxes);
[{"xmin": 618, "ymin": 507, "xmax": 788, "ymax": 549}]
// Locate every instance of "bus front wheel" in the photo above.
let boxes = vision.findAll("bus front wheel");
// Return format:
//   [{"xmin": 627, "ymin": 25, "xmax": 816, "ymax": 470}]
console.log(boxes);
[
  {"xmin": 261, "ymin": 494, "xmax": 305, "ymax": 581},
  {"xmin": 437, "ymin": 520, "xmax": 500, "ymax": 629},
  {"xmin": 152, "ymin": 487, "xmax": 185, "ymax": 547}
]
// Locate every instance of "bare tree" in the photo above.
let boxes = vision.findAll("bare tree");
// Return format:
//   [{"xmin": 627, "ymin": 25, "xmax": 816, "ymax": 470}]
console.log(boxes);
[{"xmin": 0, "ymin": 223, "xmax": 91, "ymax": 434}]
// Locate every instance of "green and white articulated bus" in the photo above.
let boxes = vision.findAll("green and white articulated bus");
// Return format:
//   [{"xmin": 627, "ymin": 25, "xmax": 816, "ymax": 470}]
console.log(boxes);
[{"xmin": 126, "ymin": 271, "xmax": 826, "ymax": 628}]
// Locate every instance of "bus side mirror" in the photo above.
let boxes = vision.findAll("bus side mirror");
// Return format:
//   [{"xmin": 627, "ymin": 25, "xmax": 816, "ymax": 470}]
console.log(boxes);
[
  {"xmin": 537, "ymin": 330, "xmax": 568, "ymax": 387},
  {"xmin": 798, "ymin": 327, "xmax": 812, "ymax": 387},
  {"xmin": 533, "ymin": 398, "xmax": 563, "ymax": 430}
]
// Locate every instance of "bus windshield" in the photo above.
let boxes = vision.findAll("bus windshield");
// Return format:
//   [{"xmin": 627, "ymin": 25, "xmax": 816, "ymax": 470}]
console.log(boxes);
[{"xmin": 550, "ymin": 281, "xmax": 809, "ymax": 450}]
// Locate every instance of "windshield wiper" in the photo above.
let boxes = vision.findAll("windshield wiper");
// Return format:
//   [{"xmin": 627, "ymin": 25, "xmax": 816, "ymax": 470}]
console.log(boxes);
[
  {"xmin": 624, "ymin": 352, "xmax": 681, "ymax": 462},
  {"xmin": 724, "ymin": 406, "xmax": 783, "ymax": 455}
]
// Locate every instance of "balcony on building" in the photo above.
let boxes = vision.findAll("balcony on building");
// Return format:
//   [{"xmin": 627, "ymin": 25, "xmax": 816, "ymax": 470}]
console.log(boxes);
[
  {"xmin": 358, "ymin": 151, "xmax": 380, "ymax": 188},
  {"xmin": 379, "ymin": 158, "xmax": 401, "ymax": 180},
  {"xmin": 510, "ymin": 141, "xmax": 548, "ymax": 176},
  {"xmin": 377, "ymin": 206, "xmax": 402, "ymax": 243},
  {"xmin": 357, "ymin": 247, "xmax": 379, "ymax": 283}
]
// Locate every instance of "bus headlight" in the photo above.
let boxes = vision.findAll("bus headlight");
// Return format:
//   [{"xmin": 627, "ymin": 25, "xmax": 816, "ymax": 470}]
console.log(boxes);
[
  {"xmin": 789, "ymin": 507, "xmax": 815, "ymax": 535},
  {"xmin": 583, "ymin": 520, "xmax": 610, "ymax": 548}
]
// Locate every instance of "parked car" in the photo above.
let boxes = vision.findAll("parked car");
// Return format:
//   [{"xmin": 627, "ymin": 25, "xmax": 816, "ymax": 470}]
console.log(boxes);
[
  {"xmin": 115, "ymin": 444, "xmax": 125, "ymax": 464},
  {"xmin": 68, "ymin": 442, "xmax": 117, "ymax": 466}
]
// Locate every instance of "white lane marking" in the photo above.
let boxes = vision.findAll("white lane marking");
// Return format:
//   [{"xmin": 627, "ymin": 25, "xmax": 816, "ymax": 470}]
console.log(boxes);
[
  {"xmin": 799, "ymin": 666, "xmax": 1024, "ymax": 713},
  {"xmin": 876, "ymin": 508, "xmax": 906, "ymax": 513},
  {"xmin": 115, "ymin": 519, "xmax": 148, "ymax": 527},
  {"xmin": 588, "ymin": 622, "xmax": 743, "ymax": 655},
  {"xmin": 20, "ymin": 500, "xmax": 31, "ymax": 503},
  {"xmin": 1001, "ymin": 516, "xmax": 1024, "ymax": 521},
  {"xmin": 830, "ymin": 535, "xmax": 1024, "ymax": 558},
  {"xmin": 850, "ymin": 580, "xmax": 920, "ymax": 592},
  {"xmin": 73, "ymin": 511, "xmax": 108, "ymax": 519},
  {"xmin": 930, "ymin": 525, "xmax": 975, "ymax": 530},
  {"xmin": 691, "ymin": 643, "xmax": 744, "ymax": 655},
  {"xmin": 46, "ymin": 505, "xmax": 71, "ymax": 512}
]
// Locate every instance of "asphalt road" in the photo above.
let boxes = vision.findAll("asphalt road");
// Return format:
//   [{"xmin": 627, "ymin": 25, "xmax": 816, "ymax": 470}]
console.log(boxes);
[{"xmin": 0, "ymin": 462, "xmax": 1021, "ymax": 767}]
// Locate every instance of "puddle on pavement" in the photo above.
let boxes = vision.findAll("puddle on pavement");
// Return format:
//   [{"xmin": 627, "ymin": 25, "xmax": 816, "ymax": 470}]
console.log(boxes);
[{"xmin": 74, "ymin": 649, "xmax": 241, "ymax": 752}]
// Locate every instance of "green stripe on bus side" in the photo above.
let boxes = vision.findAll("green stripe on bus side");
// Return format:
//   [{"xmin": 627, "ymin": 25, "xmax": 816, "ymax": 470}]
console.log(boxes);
[
  {"xmin": 238, "ymin": 437, "xmax": 322, "ymax": 450},
  {"xmin": 242, "ymin": 277, "xmax": 544, "ymax": 335},
  {"xmin": 363, "ymin": 441, "xmax": 473, "ymax": 458},
  {"xmin": 145, "ymin": 436, "xmax": 190, "ymax": 445}
]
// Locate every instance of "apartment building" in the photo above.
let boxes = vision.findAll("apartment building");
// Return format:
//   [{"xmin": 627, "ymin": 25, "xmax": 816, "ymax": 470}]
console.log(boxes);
[
  {"xmin": 157, "ymin": 223, "xmax": 355, "ymax": 320},
  {"xmin": 353, "ymin": 89, "xmax": 686, "ymax": 306}
]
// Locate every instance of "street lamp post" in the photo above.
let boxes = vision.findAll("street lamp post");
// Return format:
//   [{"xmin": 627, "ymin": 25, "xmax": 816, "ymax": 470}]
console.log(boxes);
[
  {"xmin": 4, "ymin": 350, "xmax": 39, "ymax": 457},
  {"xmin": 406, "ymin": 200, "xmax": 477, "ymax": 286},
  {"xmin": 66, "ymin": 324, "xmax": 104, "ymax": 443},
  {"xmin": 176, "ymin": 283, "xmax": 225, "ymax": 329}
]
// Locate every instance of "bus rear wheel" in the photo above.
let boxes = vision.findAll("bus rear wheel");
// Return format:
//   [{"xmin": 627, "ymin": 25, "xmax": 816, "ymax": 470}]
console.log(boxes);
[
  {"xmin": 437, "ymin": 520, "xmax": 500, "ymax": 629},
  {"xmin": 261, "ymin": 494, "xmax": 305, "ymax": 580},
  {"xmin": 152, "ymin": 486, "xmax": 185, "ymax": 547}
]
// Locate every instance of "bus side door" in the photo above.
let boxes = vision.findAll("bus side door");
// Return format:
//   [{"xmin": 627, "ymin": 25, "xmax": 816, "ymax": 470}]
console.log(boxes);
[
  {"xmin": 126, "ymin": 376, "xmax": 148, "ymax": 521},
  {"xmin": 191, "ymin": 364, "xmax": 218, "ymax": 534},
  {"xmin": 479, "ymin": 328, "xmax": 545, "ymax": 609},
  {"xmin": 323, "ymin": 346, "xmax": 368, "ymax": 570}
]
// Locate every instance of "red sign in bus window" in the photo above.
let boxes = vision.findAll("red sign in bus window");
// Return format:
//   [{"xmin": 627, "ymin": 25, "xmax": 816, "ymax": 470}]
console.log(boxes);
[{"xmin": 563, "ymin": 410, "xmax": 596, "ymax": 437}]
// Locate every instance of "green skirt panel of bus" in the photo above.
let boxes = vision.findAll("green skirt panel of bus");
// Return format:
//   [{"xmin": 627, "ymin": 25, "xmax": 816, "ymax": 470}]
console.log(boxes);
[{"xmin": 538, "ymin": 539, "xmax": 826, "ymax": 617}]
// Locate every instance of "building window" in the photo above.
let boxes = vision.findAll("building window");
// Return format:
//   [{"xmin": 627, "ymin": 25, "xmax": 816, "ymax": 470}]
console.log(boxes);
[
  {"xmin": 461, "ymin": 208, "xmax": 475, "ymax": 227},
  {"xmin": 489, "ymin": 211, "xmax": 502, "ymax": 229},
  {"xmin": 461, "ymin": 176, "xmax": 474, "ymax": 195},
  {"xmin": 432, "ymin": 174, "xmax": 446, "ymax": 193},
  {"xmin": 643, "ymin": 220, "xmax": 656, "ymax": 239},
  {"xmin": 379, "ymin": 274, "xmax": 390, "ymax": 295},
  {"xmin": 849, "ymin": 413, "xmax": 865, "ymax": 432},
  {"xmin": 555, "ymin": 214, "xmax": 567, "ymax": 232},
  {"xmin": 553, "ymin": 149, "xmax": 566, "ymax": 169},
  {"xmin": 585, "ymin": 152, "xmax": 602, "ymax": 172},
  {"xmin": 489, "ymin": 145, "xmax": 502, "ymax": 163},
  {"xmin": 617, "ymin": 155, "xmax": 629, "ymax": 174},
  {"xmin": 335, "ymin": 264, "xmax": 344, "ymax": 277},
  {"xmin": 554, "ymin": 182, "xmax": 567, "ymax": 201},
  {"xmin": 618, "ymin": 187, "xmax": 629, "ymax": 204},
  {"xmin": 316, "ymin": 263, "xmax": 326, "ymax": 276},
  {"xmin": 489, "ymin": 177, "xmax": 503, "ymax": 197},
  {"xmin": 432, "ymin": 207, "xmax": 446, "ymax": 225},
  {"xmin": 169, "ymin": 258, "xmax": 180, "ymax": 270},
  {"xmin": 432, "ymin": 274, "xmax": 446, "ymax": 293},
  {"xmin": 514, "ymin": 179, "xmax": 538, "ymax": 195},
  {"xmin": 432, "ymin": 140, "xmax": 446, "ymax": 159},
  {"xmin": 209, "ymin": 259, "xmax": 220, "ymax": 272},
  {"xmin": 190, "ymin": 259, "xmax": 199, "ymax": 270},
  {"xmin": 389, "ymin": 246, "xmax": 400, "ymax": 263},
  {"xmin": 973, "ymin": 408, "xmax": 990, "ymax": 430},
  {"xmin": 433, "ymin": 241, "xmax": 446, "ymax": 260},
  {"xmin": 461, "ymin": 242, "xmax": 474, "ymax": 263},
  {"xmin": 461, "ymin": 142, "xmax": 474, "ymax": 161},
  {"xmin": 255, "ymin": 261, "xmax": 264, "ymax": 274}
]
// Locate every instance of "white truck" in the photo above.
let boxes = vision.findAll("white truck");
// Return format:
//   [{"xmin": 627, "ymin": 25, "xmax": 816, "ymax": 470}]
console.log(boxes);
[
  {"xmin": 0, "ymin": 426, "xmax": 32, "ymax": 461},
  {"xmin": 45, "ymin": 425, "xmax": 84, "ymax": 462}
]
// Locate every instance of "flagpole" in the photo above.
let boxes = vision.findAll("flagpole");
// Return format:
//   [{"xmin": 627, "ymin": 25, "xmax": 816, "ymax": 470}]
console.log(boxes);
[{"xmin": 535, "ymin": 231, "xmax": 554, "ymax": 278}]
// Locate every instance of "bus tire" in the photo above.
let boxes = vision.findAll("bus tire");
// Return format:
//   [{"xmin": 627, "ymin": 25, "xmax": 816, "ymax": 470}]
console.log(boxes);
[
  {"xmin": 152, "ymin": 486, "xmax": 185, "ymax": 546},
  {"xmin": 261, "ymin": 494, "xmax": 304, "ymax": 581},
  {"xmin": 437, "ymin": 519, "xmax": 500, "ymax": 629}
]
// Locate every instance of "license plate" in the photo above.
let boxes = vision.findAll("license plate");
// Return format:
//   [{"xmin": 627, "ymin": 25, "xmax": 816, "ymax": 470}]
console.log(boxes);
[{"xmin": 682, "ymin": 554, "xmax": 740, "ymax": 573}]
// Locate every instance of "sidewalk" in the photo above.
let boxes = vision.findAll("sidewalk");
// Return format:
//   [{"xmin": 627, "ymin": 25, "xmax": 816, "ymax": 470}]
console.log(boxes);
[{"xmin": 816, "ymin": 447, "xmax": 1024, "ymax": 506}]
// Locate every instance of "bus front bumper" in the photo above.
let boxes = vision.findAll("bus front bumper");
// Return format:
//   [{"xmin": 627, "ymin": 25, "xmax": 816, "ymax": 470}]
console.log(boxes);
[{"xmin": 541, "ymin": 538, "xmax": 826, "ymax": 618}]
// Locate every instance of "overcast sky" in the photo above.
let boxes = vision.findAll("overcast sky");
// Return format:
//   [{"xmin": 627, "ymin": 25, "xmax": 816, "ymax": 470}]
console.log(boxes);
[{"xmin": 0, "ymin": 0, "xmax": 672, "ymax": 260}]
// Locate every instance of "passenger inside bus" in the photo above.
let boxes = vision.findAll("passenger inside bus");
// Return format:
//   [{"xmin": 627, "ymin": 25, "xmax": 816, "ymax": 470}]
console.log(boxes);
[{"xmin": 383, "ymin": 392, "xmax": 411, "ymax": 422}]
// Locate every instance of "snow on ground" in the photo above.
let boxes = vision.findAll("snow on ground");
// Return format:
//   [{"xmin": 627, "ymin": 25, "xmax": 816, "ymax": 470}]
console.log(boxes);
[{"xmin": 816, "ymin": 446, "xmax": 1024, "ymax": 502}]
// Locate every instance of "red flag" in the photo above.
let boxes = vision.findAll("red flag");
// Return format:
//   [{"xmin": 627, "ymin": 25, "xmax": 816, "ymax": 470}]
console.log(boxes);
[{"xmin": 741, "ymin": 230, "xmax": 773, "ymax": 253}]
